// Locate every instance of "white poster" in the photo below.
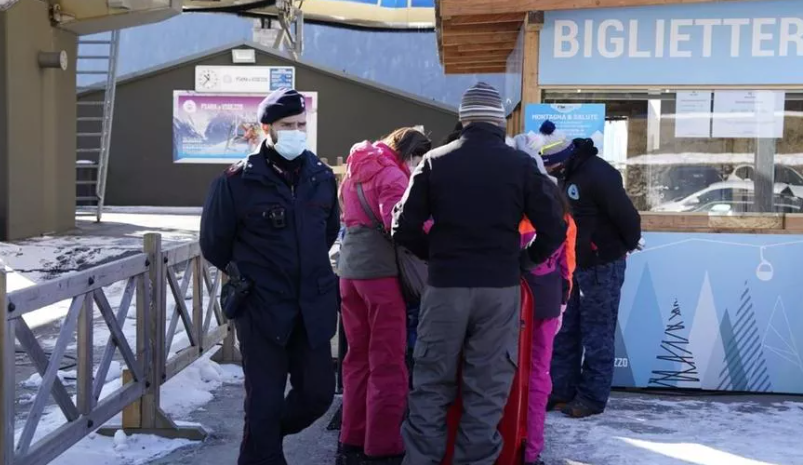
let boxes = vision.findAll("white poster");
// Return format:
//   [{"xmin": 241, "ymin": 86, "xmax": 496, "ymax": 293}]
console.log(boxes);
[
  {"xmin": 195, "ymin": 66, "xmax": 295, "ymax": 94},
  {"xmin": 675, "ymin": 91, "xmax": 712, "ymax": 138},
  {"xmin": 712, "ymin": 90, "xmax": 785, "ymax": 139}
]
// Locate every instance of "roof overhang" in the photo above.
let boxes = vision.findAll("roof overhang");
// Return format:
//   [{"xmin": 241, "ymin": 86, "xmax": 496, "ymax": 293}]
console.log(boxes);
[
  {"xmin": 53, "ymin": 0, "xmax": 182, "ymax": 35},
  {"xmin": 436, "ymin": 0, "xmax": 763, "ymax": 74}
]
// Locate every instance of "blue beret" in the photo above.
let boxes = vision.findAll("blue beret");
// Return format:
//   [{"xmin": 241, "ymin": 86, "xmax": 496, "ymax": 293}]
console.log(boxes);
[{"xmin": 257, "ymin": 88, "xmax": 305, "ymax": 125}]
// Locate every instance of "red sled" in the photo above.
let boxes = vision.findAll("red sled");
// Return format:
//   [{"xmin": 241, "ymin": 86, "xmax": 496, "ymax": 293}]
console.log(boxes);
[{"xmin": 441, "ymin": 280, "xmax": 534, "ymax": 465}]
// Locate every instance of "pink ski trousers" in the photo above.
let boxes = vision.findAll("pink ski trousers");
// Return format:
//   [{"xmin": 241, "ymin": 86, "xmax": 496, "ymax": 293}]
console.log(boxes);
[
  {"xmin": 525, "ymin": 317, "xmax": 560, "ymax": 462},
  {"xmin": 339, "ymin": 277, "xmax": 408, "ymax": 457}
]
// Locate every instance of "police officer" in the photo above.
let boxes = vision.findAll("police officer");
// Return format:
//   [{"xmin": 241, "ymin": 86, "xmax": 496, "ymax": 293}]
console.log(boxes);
[{"xmin": 200, "ymin": 88, "xmax": 340, "ymax": 465}]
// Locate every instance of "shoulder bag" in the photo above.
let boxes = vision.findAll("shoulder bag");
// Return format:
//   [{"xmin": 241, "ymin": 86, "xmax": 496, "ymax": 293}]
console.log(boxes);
[{"xmin": 356, "ymin": 183, "xmax": 428, "ymax": 304}]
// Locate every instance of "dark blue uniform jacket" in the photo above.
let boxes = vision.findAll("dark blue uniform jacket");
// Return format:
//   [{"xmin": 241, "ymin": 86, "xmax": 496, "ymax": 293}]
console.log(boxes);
[
  {"xmin": 561, "ymin": 147, "xmax": 641, "ymax": 270},
  {"xmin": 200, "ymin": 147, "xmax": 340, "ymax": 349}
]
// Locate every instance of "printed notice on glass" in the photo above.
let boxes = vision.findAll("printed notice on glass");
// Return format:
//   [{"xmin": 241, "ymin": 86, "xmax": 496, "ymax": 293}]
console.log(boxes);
[
  {"xmin": 712, "ymin": 91, "xmax": 785, "ymax": 138},
  {"xmin": 675, "ymin": 91, "xmax": 712, "ymax": 138}
]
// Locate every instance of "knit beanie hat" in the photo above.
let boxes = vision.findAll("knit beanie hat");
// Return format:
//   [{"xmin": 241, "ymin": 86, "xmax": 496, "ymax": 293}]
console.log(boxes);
[
  {"xmin": 513, "ymin": 133, "xmax": 558, "ymax": 185},
  {"xmin": 527, "ymin": 120, "xmax": 574, "ymax": 166},
  {"xmin": 459, "ymin": 82, "xmax": 505, "ymax": 125}
]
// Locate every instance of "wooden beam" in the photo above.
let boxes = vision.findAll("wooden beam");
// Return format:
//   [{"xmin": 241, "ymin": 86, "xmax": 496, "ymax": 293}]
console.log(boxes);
[
  {"xmin": 444, "ymin": 58, "xmax": 510, "ymax": 66},
  {"xmin": 446, "ymin": 59, "xmax": 511, "ymax": 67},
  {"xmin": 440, "ymin": 0, "xmax": 755, "ymax": 16},
  {"xmin": 444, "ymin": 42, "xmax": 520, "ymax": 53},
  {"xmin": 445, "ymin": 64, "xmax": 508, "ymax": 74},
  {"xmin": 521, "ymin": 12, "xmax": 542, "ymax": 106},
  {"xmin": 640, "ymin": 212, "xmax": 787, "ymax": 233},
  {"xmin": 441, "ymin": 31, "xmax": 519, "ymax": 46},
  {"xmin": 445, "ymin": 70, "xmax": 508, "ymax": 75},
  {"xmin": 443, "ymin": 21, "xmax": 522, "ymax": 35},
  {"xmin": 443, "ymin": 13, "xmax": 524, "ymax": 26},
  {"xmin": 443, "ymin": 49, "xmax": 514, "ymax": 60}
]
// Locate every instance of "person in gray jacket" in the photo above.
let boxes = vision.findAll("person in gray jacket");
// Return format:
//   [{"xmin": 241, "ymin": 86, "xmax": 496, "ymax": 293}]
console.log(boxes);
[{"xmin": 391, "ymin": 82, "xmax": 567, "ymax": 465}]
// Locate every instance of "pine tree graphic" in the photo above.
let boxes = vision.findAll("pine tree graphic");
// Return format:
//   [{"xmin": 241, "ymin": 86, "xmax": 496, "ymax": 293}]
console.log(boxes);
[
  {"xmin": 648, "ymin": 299, "xmax": 699, "ymax": 388},
  {"xmin": 718, "ymin": 281, "xmax": 772, "ymax": 392}
]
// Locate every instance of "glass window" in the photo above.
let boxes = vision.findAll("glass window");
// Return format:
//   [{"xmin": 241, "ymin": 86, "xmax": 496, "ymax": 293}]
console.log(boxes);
[{"xmin": 542, "ymin": 90, "xmax": 803, "ymax": 214}]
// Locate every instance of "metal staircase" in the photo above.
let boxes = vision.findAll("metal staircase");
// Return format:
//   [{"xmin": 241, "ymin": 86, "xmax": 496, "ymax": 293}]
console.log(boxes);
[{"xmin": 76, "ymin": 30, "xmax": 121, "ymax": 223}]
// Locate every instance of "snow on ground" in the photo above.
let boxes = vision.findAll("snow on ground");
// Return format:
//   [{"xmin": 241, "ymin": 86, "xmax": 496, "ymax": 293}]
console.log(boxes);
[
  {"xmin": 542, "ymin": 395, "xmax": 803, "ymax": 465},
  {"xmin": 21, "ymin": 361, "xmax": 123, "ymax": 389},
  {"xmin": 16, "ymin": 356, "xmax": 243, "ymax": 465},
  {"xmin": 0, "ymin": 235, "xmax": 157, "ymax": 329},
  {"xmin": 0, "ymin": 235, "xmax": 143, "ymax": 281},
  {"xmin": 2, "ymin": 210, "xmax": 240, "ymax": 464},
  {"xmin": 0, "ymin": 210, "xmax": 200, "ymax": 331}
]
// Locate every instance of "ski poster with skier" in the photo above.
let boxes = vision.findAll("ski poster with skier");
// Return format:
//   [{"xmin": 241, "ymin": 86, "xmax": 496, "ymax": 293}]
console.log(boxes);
[{"xmin": 172, "ymin": 91, "xmax": 318, "ymax": 163}]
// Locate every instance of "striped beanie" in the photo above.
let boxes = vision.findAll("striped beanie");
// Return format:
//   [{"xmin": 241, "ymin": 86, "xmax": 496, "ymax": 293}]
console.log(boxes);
[{"xmin": 459, "ymin": 82, "xmax": 505, "ymax": 125}]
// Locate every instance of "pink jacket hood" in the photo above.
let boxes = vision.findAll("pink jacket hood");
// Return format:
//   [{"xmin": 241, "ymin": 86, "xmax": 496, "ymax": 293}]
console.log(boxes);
[
  {"xmin": 346, "ymin": 141, "xmax": 409, "ymax": 184},
  {"xmin": 342, "ymin": 141, "xmax": 409, "ymax": 231}
]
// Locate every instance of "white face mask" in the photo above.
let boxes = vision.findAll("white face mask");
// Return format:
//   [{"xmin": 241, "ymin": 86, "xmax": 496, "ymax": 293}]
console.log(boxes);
[{"xmin": 273, "ymin": 130, "xmax": 307, "ymax": 160}]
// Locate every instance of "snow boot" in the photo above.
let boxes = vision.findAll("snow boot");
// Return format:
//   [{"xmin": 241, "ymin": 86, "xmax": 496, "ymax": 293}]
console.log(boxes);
[
  {"xmin": 561, "ymin": 399, "xmax": 603, "ymax": 418},
  {"xmin": 336, "ymin": 443, "xmax": 365, "ymax": 465},
  {"xmin": 525, "ymin": 457, "xmax": 546, "ymax": 465},
  {"xmin": 546, "ymin": 396, "xmax": 569, "ymax": 412}
]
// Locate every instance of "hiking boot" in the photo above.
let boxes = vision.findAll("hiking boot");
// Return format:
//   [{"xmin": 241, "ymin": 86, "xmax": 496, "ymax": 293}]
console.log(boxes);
[
  {"xmin": 546, "ymin": 397, "xmax": 569, "ymax": 412},
  {"xmin": 561, "ymin": 399, "xmax": 603, "ymax": 418},
  {"xmin": 336, "ymin": 444, "xmax": 365, "ymax": 465}
]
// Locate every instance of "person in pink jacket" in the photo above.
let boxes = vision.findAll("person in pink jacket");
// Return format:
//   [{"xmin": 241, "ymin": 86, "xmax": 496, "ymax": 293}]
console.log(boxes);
[{"xmin": 336, "ymin": 127, "xmax": 432, "ymax": 465}]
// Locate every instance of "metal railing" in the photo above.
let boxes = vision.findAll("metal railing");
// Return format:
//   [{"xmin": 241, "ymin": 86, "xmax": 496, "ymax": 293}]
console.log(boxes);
[{"xmin": 0, "ymin": 233, "xmax": 239, "ymax": 465}]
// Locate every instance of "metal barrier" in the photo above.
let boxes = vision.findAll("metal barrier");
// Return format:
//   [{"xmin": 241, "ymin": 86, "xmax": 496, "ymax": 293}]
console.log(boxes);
[{"xmin": 0, "ymin": 233, "xmax": 240, "ymax": 465}]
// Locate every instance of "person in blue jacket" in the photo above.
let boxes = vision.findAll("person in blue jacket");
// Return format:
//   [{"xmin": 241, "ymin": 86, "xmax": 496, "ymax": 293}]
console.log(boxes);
[{"xmin": 200, "ymin": 88, "xmax": 340, "ymax": 465}]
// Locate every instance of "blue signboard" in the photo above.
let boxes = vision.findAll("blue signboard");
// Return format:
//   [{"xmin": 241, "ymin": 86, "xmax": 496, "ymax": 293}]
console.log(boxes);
[
  {"xmin": 615, "ymin": 232, "xmax": 803, "ymax": 394},
  {"xmin": 269, "ymin": 67, "xmax": 295, "ymax": 90},
  {"xmin": 524, "ymin": 103, "xmax": 606, "ymax": 149},
  {"xmin": 539, "ymin": 0, "xmax": 803, "ymax": 85}
]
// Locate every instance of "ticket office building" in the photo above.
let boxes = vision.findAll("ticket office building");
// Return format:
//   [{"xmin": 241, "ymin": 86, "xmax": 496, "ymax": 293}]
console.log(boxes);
[{"xmin": 530, "ymin": 0, "xmax": 803, "ymax": 394}]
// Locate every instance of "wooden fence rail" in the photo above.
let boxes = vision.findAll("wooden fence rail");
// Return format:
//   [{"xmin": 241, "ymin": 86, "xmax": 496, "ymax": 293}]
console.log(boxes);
[{"xmin": 0, "ymin": 233, "xmax": 240, "ymax": 465}]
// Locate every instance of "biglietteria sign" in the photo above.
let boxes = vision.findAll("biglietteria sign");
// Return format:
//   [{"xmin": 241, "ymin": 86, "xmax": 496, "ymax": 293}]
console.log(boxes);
[{"xmin": 539, "ymin": 0, "xmax": 803, "ymax": 86}]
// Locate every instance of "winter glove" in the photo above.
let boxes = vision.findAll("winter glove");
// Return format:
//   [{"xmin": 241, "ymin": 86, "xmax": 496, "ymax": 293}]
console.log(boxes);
[{"xmin": 627, "ymin": 237, "xmax": 646, "ymax": 258}]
